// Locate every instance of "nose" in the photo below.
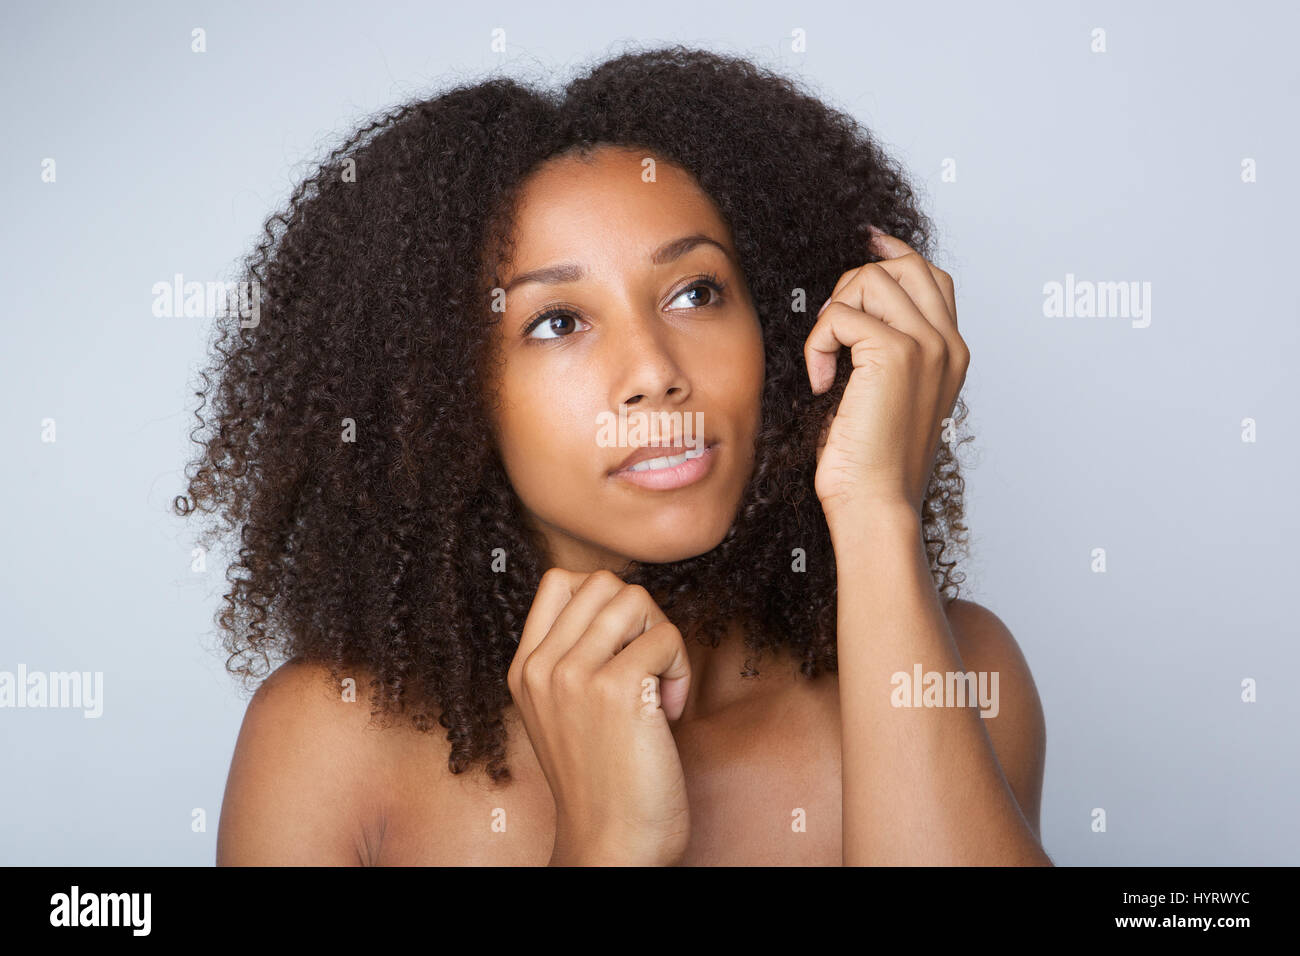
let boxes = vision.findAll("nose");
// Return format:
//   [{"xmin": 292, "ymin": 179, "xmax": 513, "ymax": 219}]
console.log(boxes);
[{"xmin": 608, "ymin": 310, "xmax": 692, "ymax": 411}]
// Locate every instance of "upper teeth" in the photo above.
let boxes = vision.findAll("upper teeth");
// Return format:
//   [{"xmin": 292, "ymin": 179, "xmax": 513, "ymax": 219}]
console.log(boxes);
[{"xmin": 627, "ymin": 446, "xmax": 706, "ymax": 473}]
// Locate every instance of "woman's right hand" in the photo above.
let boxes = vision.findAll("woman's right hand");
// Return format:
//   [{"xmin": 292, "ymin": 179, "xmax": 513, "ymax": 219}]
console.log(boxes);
[{"xmin": 507, "ymin": 568, "xmax": 693, "ymax": 866}]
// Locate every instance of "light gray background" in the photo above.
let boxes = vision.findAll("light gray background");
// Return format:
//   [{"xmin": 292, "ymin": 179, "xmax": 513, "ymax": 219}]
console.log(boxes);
[{"xmin": 2, "ymin": 0, "xmax": 1295, "ymax": 865}]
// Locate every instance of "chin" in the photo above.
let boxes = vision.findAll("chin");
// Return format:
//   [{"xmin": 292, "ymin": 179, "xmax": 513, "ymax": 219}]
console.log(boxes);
[
  {"xmin": 624, "ymin": 545, "xmax": 716, "ymax": 565},
  {"xmin": 612, "ymin": 523, "xmax": 731, "ymax": 566}
]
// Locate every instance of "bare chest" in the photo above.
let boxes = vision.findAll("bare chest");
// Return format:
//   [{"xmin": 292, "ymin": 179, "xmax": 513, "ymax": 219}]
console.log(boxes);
[{"xmin": 375, "ymin": 677, "xmax": 843, "ymax": 866}]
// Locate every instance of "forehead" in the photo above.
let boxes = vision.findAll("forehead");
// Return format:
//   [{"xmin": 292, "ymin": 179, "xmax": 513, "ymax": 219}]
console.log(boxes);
[{"xmin": 506, "ymin": 146, "xmax": 730, "ymax": 262}]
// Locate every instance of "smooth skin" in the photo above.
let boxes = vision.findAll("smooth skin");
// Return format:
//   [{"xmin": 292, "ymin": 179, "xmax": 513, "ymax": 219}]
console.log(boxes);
[
  {"xmin": 485, "ymin": 146, "xmax": 765, "ymax": 571},
  {"xmin": 216, "ymin": 145, "xmax": 1048, "ymax": 866},
  {"xmin": 812, "ymin": 230, "xmax": 1051, "ymax": 864}
]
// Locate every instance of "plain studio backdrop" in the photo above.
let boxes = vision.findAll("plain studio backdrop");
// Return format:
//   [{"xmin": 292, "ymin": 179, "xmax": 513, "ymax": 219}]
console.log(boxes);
[{"xmin": 1, "ymin": 0, "xmax": 1296, "ymax": 866}]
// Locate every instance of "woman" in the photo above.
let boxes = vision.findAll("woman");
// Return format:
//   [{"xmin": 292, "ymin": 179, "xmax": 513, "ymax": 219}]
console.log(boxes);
[{"xmin": 178, "ymin": 45, "xmax": 1049, "ymax": 865}]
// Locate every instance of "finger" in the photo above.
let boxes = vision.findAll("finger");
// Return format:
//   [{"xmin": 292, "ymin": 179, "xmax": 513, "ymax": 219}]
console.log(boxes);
[
  {"xmin": 822, "ymin": 264, "xmax": 865, "ymax": 312},
  {"xmin": 861, "ymin": 228, "xmax": 956, "ymax": 332},
  {"xmin": 819, "ymin": 227, "xmax": 932, "ymax": 317},
  {"xmin": 803, "ymin": 304, "xmax": 910, "ymax": 394},
  {"xmin": 513, "ymin": 568, "xmax": 587, "ymax": 661},
  {"xmin": 522, "ymin": 569, "xmax": 628, "ymax": 675},
  {"xmin": 601, "ymin": 620, "xmax": 692, "ymax": 722},
  {"xmin": 866, "ymin": 255, "xmax": 959, "ymax": 351},
  {"xmin": 823, "ymin": 263, "xmax": 947, "ymax": 357},
  {"xmin": 868, "ymin": 227, "xmax": 958, "ymax": 330},
  {"xmin": 866, "ymin": 225, "xmax": 909, "ymax": 259},
  {"xmin": 862, "ymin": 231, "xmax": 968, "ymax": 391},
  {"xmin": 558, "ymin": 583, "xmax": 670, "ymax": 675}
]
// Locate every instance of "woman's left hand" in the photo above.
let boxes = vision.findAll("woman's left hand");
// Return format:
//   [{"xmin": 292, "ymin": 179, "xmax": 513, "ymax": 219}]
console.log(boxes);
[{"xmin": 807, "ymin": 227, "xmax": 969, "ymax": 521}]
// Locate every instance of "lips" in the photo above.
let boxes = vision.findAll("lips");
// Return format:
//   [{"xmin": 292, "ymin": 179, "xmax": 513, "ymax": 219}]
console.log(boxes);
[{"xmin": 610, "ymin": 437, "xmax": 716, "ymax": 475}]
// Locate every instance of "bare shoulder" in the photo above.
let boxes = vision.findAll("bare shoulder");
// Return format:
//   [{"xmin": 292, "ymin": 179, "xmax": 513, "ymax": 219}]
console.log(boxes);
[
  {"xmin": 944, "ymin": 598, "xmax": 1047, "ymax": 839},
  {"xmin": 216, "ymin": 657, "xmax": 395, "ymax": 865}
]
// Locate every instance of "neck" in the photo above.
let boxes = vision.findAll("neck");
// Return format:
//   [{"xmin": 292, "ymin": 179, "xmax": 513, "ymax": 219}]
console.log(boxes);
[{"xmin": 673, "ymin": 617, "xmax": 798, "ymax": 725}]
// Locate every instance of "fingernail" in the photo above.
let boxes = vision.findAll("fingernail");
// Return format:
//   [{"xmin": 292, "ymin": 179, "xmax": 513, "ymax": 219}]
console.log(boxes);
[{"xmin": 817, "ymin": 298, "xmax": 829, "ymax": 317}]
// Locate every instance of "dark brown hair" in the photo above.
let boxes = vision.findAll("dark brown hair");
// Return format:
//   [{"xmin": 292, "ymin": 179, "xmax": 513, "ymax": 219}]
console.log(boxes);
[{"xmin": 176, "ymin": 44, "xmax": 971, "ymax": 784}]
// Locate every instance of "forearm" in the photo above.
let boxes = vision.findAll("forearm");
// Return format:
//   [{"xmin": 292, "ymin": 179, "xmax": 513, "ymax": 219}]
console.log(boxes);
[{"xmin": 830, "ymin": 503, "xmax": 1049, "ymax": 866}]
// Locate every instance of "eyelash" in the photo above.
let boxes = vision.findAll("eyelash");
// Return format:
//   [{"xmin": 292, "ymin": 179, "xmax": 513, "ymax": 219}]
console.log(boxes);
[{"xmin": 521, "ymin": 272, "xmax": 729, "ymax": 341}]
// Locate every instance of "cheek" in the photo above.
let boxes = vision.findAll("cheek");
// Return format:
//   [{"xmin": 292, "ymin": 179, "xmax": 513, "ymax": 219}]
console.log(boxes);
[
  {"xmin": 495, "ymin": 369, "xmax": 602, "ymax": 503},
  {"xmin": 708, "ymin": 322, "xmax": 765, "ymax": 416}
]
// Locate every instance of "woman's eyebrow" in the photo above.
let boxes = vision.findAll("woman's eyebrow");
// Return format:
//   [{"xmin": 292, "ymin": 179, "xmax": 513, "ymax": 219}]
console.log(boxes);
[{"xmin": 501, "ymin": 233, "xmax": 732, "ymax": 294}]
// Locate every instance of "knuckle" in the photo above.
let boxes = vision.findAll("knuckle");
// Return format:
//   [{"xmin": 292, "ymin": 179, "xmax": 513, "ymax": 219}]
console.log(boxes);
[
  {"xmin": 927, "ymin": 337, "xmax": 949, "ymax": 366},
  {"xmin": 893, "ymin": 336, "xmax": 922, "ymax": 362},
  {"xmin": 590, "ymin": 669, "xmax": 625, "ymax": 704},
  {"xmin": 589, "ymin": 569, "xmax": 622, "ymax": 588},
  {"xmin": 519, "ymin": 655, "xmax": 546, "ymax": 690},
  {"xmin": 954, "ymin": 338, "xmax": 971, "ymax": 366},
  {"xmin": 643, "ymin": 619, "xmax": 680, "ymax": 648},
  {"xmin": 539, "ymin": 567, "xmax": 568, "ymax": 589},
  {"xmin": 550, "ymin": 658, "xmax": 583, "ymax": 694}
]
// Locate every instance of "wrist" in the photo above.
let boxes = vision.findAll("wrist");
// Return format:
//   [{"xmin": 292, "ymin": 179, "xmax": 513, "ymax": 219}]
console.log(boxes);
[{"xmin": 824, "ymin": 497, "xmax": 922, "ymax": 543}]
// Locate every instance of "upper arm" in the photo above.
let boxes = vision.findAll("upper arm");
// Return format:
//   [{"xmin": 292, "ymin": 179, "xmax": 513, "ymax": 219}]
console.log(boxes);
[
  {"xmin": 945, "ymin": 599, "xmax": 1047, "ymax": 842},
  {"xmin": 216, "ymin": 658, "xmax": 387, "ymax": 865}
]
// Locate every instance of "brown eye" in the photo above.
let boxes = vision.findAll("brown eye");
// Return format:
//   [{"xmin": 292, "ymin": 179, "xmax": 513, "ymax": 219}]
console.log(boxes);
[
  {"xmin": 667, "ymin": 274, "xmax": 727, "ymax": 311},
  {"xmin": 524, "ymin": 308, "xmax": 588, "ymax": 340}
]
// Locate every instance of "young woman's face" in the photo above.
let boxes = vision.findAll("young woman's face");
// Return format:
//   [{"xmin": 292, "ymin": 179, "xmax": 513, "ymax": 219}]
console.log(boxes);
[{"xmin": 488, "ymin": 145, "xmax": 765, "ymax": 571}]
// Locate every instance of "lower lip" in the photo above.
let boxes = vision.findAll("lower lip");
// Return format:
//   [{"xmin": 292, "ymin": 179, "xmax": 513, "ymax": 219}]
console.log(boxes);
[{"xmin": 612, "ymin": 443, "xmax": 718, "ymax": 491}]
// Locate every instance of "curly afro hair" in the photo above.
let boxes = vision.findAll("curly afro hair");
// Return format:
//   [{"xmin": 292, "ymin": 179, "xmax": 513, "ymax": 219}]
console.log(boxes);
[{"xmin": 176, "ymin": 43, "xmax": 972, "ymax": 785}]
